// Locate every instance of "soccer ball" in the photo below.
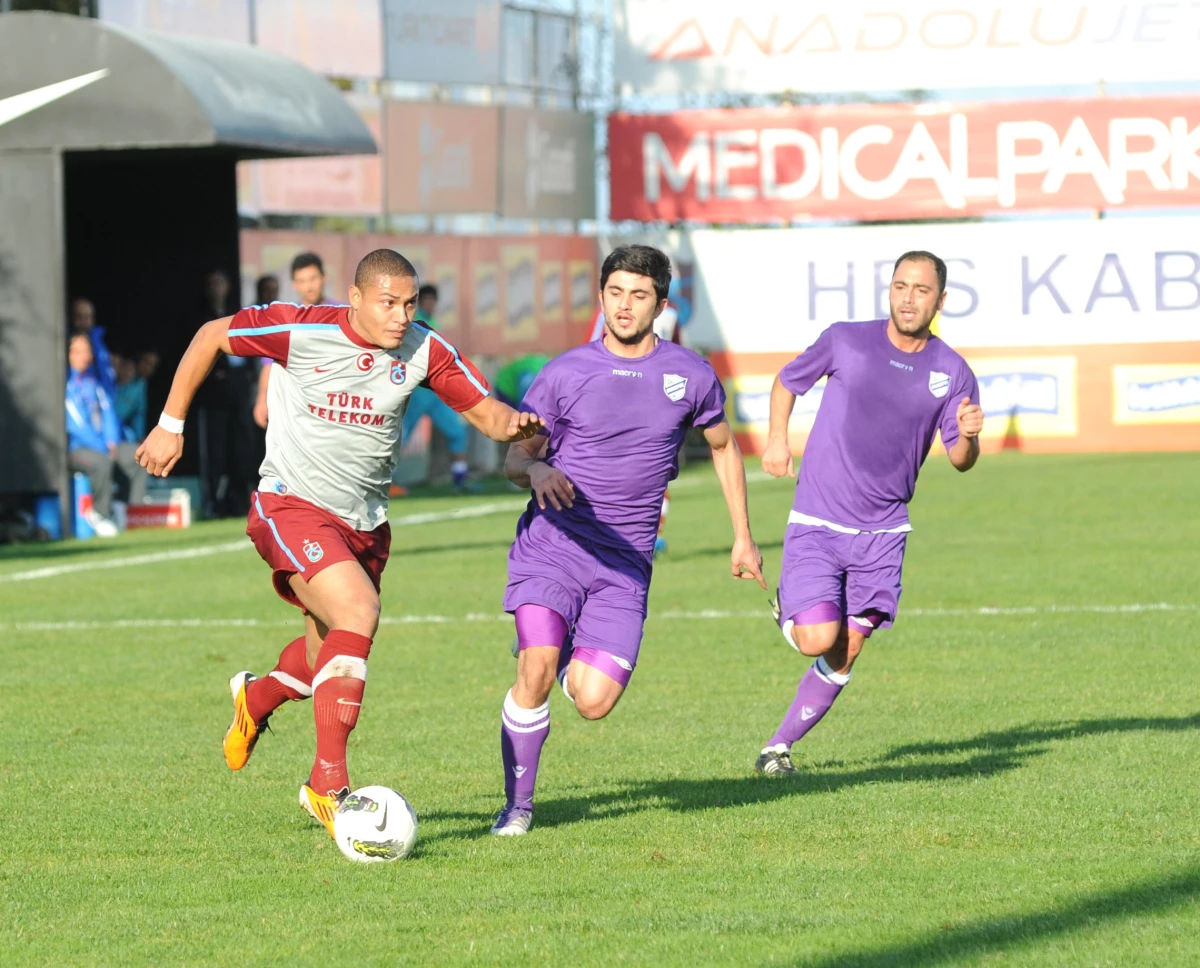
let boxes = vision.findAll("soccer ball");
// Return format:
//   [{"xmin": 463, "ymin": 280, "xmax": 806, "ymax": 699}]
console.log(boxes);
[{"xmin": 332, "ymin": 786, "xmax": 418, "ymax": 863}]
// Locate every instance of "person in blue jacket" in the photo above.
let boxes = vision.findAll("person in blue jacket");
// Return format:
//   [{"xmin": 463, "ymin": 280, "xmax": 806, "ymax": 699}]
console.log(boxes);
[
  {"xmin": 67, "ymin": 334, "xmax": 144, "ymax": 534},
  {"xmin": 71, "ymin": 298, "xmax": 117, "ymax": 395}
]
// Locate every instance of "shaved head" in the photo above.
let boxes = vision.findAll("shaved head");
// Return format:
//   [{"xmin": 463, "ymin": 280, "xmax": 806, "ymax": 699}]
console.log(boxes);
[{"xmin": 354, "ymin": 249, "xmax": 418, "ymax": 290}]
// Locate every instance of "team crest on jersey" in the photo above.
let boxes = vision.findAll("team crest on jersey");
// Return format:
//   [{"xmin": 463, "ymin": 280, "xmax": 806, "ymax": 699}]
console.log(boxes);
[
  {"xmin": 390, "ymin": 360, "xmax": 407, "ymax": 385},
  {"xmin": 929, "ymin": 371, "xmax": 951, "ymax": 399},
  {"xmin": 356, "ymin": 352, "xmax": 375, "ymax": 372},
  {"xmin": 663, "ymin": 374, "xmax": 688, "ymax": 402},
  {"xmin": 302, "ymin": 539, "xmax": 324, "ymax": 563}
]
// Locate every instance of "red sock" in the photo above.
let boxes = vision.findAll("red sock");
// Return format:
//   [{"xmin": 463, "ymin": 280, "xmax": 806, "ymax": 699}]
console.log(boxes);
[
  {"xmin": 309, "ymin": 631, "xmax": 373, "ymax": 797},
  {"xmin": 245, "ymin": 637, "xmax": 312, "ymax": 722}
]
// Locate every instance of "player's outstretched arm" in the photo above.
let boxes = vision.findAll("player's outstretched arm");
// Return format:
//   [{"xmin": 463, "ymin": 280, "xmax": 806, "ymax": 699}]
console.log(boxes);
[
  {"xmin": 461, "ymin": 396, "xmax": 545, "ymax": 443},
  {"xmin": 703, "ymin": 420, "xmax": 767, "ymax": 589},
  {"xmin": 948, "ymin": 396, "xmax": 983, "ymax": 472},
  {"xmin": 135, "ymin": 316, "xmax": 235, "ymax": 477},
  {"xmin": 762, "ymin": 374, "xmax": 797, "ymax": 479}
]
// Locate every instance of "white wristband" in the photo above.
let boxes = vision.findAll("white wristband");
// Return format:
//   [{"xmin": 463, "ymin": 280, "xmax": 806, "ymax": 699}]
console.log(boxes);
[{"xmin": 158, "ymin": 412, "xmax": 185, "ymax": 434}]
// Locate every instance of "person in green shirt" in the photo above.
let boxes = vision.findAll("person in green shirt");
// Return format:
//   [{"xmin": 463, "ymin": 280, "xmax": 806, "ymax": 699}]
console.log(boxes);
[{"xmin": 494, "ymin": 353, "xmax": 550, "ymax": 409}]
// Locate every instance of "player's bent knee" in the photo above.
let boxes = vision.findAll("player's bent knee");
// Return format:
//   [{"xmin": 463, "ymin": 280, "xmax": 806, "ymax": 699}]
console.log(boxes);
[
  {"xmin": 791, "ymin": 623, "xmax": 837, "ymax": 657},
  {"xmin": 574, "ymin": 692, "xmax": 617, "ymax": 721}
]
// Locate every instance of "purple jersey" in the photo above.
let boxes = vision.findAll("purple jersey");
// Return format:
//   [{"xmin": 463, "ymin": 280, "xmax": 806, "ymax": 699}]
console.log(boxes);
[
  {"xmin": 521, "ymin": 338, "xmax": 727, "ymax": 554},
  {"xmin": 781, "ymin": 319, "xmax": 978, "ymax": 531}
]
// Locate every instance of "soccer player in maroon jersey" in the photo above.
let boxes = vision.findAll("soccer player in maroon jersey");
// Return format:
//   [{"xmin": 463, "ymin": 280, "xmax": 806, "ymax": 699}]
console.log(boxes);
[{"xmin": 137, "ymin": 249, "xmax": 543, "ymax": 836}]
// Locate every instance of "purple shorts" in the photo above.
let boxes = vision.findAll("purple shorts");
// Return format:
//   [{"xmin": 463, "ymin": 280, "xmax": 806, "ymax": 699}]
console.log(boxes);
[
  {"xmin": 503, "ymin": 513, "xmax": 652, "ymax": 675},
  {"xmin": 778, "ymin": 523, "xmax": 906, "ymax": 635}
]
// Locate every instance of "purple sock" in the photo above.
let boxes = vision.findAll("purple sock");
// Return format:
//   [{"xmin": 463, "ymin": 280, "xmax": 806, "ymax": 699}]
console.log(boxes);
[
  {"xmin": 500, "ymin": 690, "xmax": 550, "ymax": 808},
  {"xmin": 767, "ymin": 656, "xmax": 850, "ymax": 749}
]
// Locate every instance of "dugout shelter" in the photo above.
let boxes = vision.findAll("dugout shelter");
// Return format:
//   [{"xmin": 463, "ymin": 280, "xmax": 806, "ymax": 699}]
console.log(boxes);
[{"xmin": 0, "ymin": 11, "xmax": 376, "ymax": 522}]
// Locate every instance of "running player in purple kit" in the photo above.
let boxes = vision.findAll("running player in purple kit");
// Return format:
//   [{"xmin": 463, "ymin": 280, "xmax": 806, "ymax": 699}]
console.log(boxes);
[
  {"xmin": 490, "ymin": 245, "xmax": 769, "ymax": 836},
  {"xmin": 754, "ymin": 251, "xmax": 984, "ymax": 777}
]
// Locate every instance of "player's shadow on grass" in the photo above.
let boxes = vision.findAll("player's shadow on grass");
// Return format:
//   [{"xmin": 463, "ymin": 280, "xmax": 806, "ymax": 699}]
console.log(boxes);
[
  {"xmin": 785, "ymin": 865, "xmax": 1200, "ymax": 968},
  {"xmin": 422, "ymin": 713, "xmax": 1199, "ymax": 842}
]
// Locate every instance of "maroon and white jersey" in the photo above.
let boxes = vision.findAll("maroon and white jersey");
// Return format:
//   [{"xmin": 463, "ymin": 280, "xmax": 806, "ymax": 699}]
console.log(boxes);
[{"xmin": 228, "ymin": 302, "xmax": 488, "ymax": 530}]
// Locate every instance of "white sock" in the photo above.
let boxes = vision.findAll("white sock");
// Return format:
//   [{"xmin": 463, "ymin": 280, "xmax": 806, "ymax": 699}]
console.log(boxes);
[
  {"xmin": 503, "ymin": 689, "xmax": 548, "ymax": 723},
  {"xmin": 815, "ymin": 655, "xmax": 851, "ymax": 686}
]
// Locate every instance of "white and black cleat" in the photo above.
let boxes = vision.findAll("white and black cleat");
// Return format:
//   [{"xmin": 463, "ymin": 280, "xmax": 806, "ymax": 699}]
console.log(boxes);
[
  {"xmin": 754, "ymin": 745, "xmax": 801, "ymax": 778},
  {"xmin": 490, "ymin": 804, "xmax": 534, "ymax": 836}
]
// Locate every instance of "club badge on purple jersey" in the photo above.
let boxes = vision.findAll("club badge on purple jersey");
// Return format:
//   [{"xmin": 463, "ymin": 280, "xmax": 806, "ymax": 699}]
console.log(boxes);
[
  {"xmin": 929, "ymin": 371, "xmax": 950, "ymax": 398},
  {"xmin": 663, "ymin": 373, "xmax": 687, "ymax": 401}
]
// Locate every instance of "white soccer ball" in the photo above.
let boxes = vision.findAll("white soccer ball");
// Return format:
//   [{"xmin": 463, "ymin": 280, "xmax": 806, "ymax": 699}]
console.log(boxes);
[{"xmin": 332, "ymin": 786, "xmax": 418, "ymax": 863}]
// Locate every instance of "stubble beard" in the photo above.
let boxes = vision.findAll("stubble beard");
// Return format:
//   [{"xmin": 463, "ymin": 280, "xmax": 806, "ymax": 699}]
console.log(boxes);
[{"xmin": 606, "ymin": 317, "xmax": 655, "ymax": 346}]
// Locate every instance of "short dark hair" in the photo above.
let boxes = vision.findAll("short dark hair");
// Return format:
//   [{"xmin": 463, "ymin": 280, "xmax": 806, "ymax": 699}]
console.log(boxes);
[
  {"xmin": 418, "ymin": 283, "xmax": 438, "ymax": 302},
  {"xmin": 893, "ymin": 250, "xmax": 947, "ymax": 294},
  {"xmin": 600, "ymin": 245, "xmax": 671, "ymax": 303},
  {"xmin": 255, "ymin": 274, "xmax": 278, "ymax": 302},
  {"xmin": 291, "ymin": 252, "xmax": 324, "ymax": 277},
  {"xmin": 354, "ymin": 249, "xmax": 418, "ymax": 290}
]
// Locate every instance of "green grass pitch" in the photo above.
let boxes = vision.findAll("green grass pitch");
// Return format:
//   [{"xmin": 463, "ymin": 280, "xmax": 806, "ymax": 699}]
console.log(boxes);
[{"xmin": 1, "ymin": 452, "xmax": 1197, "ymax": 966}]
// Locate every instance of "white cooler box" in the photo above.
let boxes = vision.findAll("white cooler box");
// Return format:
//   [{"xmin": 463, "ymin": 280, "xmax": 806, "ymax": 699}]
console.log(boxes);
[{"xmin": 127, "ymin": 488, "xmax": 192, "ymax": 529}]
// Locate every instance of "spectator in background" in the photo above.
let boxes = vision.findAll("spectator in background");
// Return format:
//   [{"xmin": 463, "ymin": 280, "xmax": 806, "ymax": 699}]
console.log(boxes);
[
  {"xmin": 494, "ymin": 353, "xmax": 551, "ymax": 410},
  {"xmin": 66, "ymin": 334, "xmax": 145, "ymax": 536},
  {"xmin": 113, "ymin": 353, "xmax": 147, "ymax": 443},
  {"xmin": 255, "ymin": 255, "xmax": 327, "ymax": 429},
  {"xmin": 290, "ymin": 251, "xmax": 326, "ymax": 305},
  {"xmin": 196, "ymin": 269, "xmax": 255, "ymax": 518},
  {"xmin": 401, "ymin": 283, "xmax": 476, "ymax": 493},
  {"xmin": 255, "ymin": 274, "xmax": 279, "ymax": 306},
  {"xmin": 137, "ymin": 349, "xmax": 160, "ymax": 384},
  {"xmin": 70, "ymin": 297, "xmax": 117, "ymax": 394}
]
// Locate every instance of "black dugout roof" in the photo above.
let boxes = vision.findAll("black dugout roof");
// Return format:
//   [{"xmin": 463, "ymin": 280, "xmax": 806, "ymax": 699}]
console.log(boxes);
[{"xmin": 0, "ymin": 11, "xmax": 377, "ymax": 158}]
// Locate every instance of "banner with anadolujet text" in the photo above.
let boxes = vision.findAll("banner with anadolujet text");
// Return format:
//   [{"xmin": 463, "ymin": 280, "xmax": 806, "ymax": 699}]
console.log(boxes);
[
  {"xmin": 614, "ymin": 0, "xmax": 1200, "ymax": 95},
  {"xmin": 684, "ymin": 217, "xmax": 1200, "ymax": 454}
]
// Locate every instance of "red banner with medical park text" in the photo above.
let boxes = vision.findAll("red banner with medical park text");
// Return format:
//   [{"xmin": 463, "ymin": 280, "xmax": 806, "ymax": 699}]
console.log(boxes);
[{"xmin": 608, "ymin": 97, "xmax": 1200, "ymax": 223}]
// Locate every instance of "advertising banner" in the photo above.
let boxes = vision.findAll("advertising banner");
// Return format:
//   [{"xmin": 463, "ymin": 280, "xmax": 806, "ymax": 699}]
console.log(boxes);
[
  {"xmin": 254, "ymin": 0, "xmax": 383, "ymax": 79},
  {"xmin": 383, "ymin": 0, "xmax": 501, "ymax": 86},
  {"xmin": 687, "ymin": 218, "xmax": 1200, "ymax": 453},
  {"xmin": 686, "ymin": 217, "xmax": 1200, "ymax": 353},
  {"xmin": 500, "ymin": 108, "xmax": 597, "ymax": 220},
  {"xmin": 609, "ymin": 97, "xmax": 1200, "ymax": 223},
  {"xmin": 99, "ymin": 0, "xmax": 252, "ymax": 42},
  {"xmin": 242, "ymin": 94, "xmax": 381, "ymax": 216},
  {"xmin": 614, "ymin": 1, "xmax": 1200, "ymax": 95},
  {"xmin": 385, "ymin": 102, "xmax": 500, "ymax": 214}
]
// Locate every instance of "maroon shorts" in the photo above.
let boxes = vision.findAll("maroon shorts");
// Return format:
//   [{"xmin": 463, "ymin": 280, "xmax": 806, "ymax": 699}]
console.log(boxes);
[{"xmin": 246, "ymin": 491, "xmax": 391, "ymax": 609}]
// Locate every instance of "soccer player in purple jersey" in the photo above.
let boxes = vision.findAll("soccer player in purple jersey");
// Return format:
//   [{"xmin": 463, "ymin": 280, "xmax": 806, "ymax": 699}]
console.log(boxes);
[
  {"xmin": 490, "ymin": 245, "xmax": 769, "ymax": 836},
  {"xmin": 754, "ymin": 251, "xmax": 984, "ymax": 777}
]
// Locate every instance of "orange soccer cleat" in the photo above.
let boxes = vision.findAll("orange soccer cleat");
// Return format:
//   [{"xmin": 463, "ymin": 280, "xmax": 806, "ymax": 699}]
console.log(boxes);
[
  {"xmin": 298, "ymin": 782, "xmax": 348, "ymax": 838},
  {"xmin": 223, "ymin": 672, "xmax": 266, "ymax": 771}
]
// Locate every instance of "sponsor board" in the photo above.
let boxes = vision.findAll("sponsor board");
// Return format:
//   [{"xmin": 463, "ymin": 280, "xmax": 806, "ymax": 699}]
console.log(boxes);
[{"xmin": 1113, "ymin": 364, "xmax": 1200, "ymax": 424}]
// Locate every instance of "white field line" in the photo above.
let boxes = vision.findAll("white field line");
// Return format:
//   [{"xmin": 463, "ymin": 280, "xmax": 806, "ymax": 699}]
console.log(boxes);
[
  {"xmin": 0, "ymin": 500, "xmax": 529, "ymax": 584},
  {"xmin": 0, "ymin": 473, "xmax": 783, "ymax": 585},
  {"xmin": 1, "ymin": 602, "xmax": 1192, "ymax": 633}
]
